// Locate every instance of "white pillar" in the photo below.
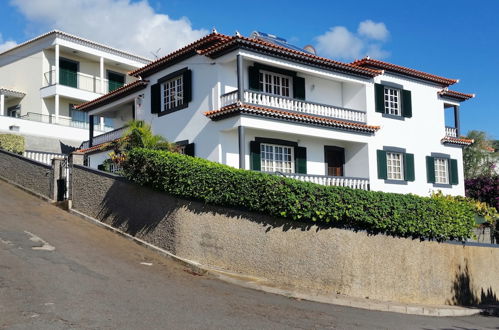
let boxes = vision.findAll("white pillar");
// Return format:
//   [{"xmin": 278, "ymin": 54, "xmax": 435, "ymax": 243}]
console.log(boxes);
[
  {"xmin": 54, "ymin": 94, "xmax": 59, "ymax": 124},
  {"xmin": 0, "ymin": 94, "xmax": 4, "ymax": 116},
  {"xmin": 100, "ymin": 116, "xmax": 105, "ymax": 131},
  {"xmin": 55, "ymin": 44, "xmax": 60, "ymax": 85},
  {"xmin": 100, "ymin": 57, "xmax": 105, "ymax": 94}
]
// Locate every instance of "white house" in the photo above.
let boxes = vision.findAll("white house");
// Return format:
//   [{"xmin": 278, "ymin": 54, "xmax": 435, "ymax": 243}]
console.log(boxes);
[
  {"xmin": 0, "ymin": 30, "xmax": 150, "ymax": 153},
  {"xmin": 76, "ymin": 31, "xmax": 474, "ymax": 196}
]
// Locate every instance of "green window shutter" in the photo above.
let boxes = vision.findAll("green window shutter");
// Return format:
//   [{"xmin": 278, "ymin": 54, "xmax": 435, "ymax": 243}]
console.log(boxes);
[
  {"xmin": 426, "ymin": 156, "xmax": 436, "ymax": 183},
  {"xmin": 294, "ymin": 146, "xmax": 307, "ymax": 174},
  {"xmin": 293, "ymin": 76, "xmax": 306, "ymax": 100},
  {"xmin": 402, "ymin": 89, "xmax": 412, "ymax": 118},
  {"xmin": 449, "ymin": 159, "xmax": 459, "ymax": 185},
  {"xmin": 404, "ymin": 153, "xmax": 415, "ymax": 181},
  {"xmin": 183, "ymin": 69, "xmax": 192, "ymax": 103},
  {"xmin": 150, "ymin": 83, "xmax": 160, "ymax": 114},
  {"xmin": 248, "ymin": 66, "xmax": 260, "ymax": 91},
  {"xmin": 377, "ymin": 150, "xmax": 387, "ymax": 180},
  {"xmin": 375, "ymin": 83, "xmax": 385, "ymax": 113},
  {"xmin": 184, "ymin": 143, "xmax": 195, "ymax": 157},
  {"xmin": 250, "ymin": 141, "xmax": 261, "ymax": 171}
]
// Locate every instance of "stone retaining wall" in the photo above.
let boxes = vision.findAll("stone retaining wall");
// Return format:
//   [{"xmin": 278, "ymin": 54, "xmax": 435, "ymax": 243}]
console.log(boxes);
[
  {"xmin": 71, "ymin": 165, "xmax": 499, "ymax": 306},
  {"xmin": 0, "ymin": 149, "xmax": 52, "ymax": 198}
]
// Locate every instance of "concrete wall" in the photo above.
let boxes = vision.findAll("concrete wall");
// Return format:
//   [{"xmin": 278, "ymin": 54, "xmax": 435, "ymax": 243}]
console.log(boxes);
[
  {"xmin": 0, "ymin": 149, "xmax": 52, "ymax": 198},
  {"xmin": 71, "ymin": 165, "xmax": 499, "ymax": 307}
]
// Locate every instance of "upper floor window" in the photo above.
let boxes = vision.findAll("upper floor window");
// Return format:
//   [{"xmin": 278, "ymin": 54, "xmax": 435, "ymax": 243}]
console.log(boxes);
[
  {"xmin": 162, "ymin": 75, "xmax": 184, "ymax": 111},
  {"xmin": 259, "ymin": 70, "xmax": 292, "ymax": 97},
  {"xmin": 375, "ymin": 83, "xmax": 412, "ymax": 119},
  {"xmin": 150, "ymin": 67, "xmax": 192, "ymax": 116},
  {"xmin": 107, "ymin": 71, "xmax": 125, "ymax": 92},
  {"xmin": 260, "ymin": 143, "xmax": 294, "ymax": 173},
  {"xmin": 434, "ymin": 158, "xmax": 449, "ymax": 184},
  {"xmin": 386, "ymin": 152, "xmax": 403, "ymax": 180},
  {"xmin": 384, "ymin": 87, "xmax": 401, "ymax": 116}
]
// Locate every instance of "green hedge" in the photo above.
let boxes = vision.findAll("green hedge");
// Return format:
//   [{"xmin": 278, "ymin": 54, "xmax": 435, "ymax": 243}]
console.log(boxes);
[
  {"xmin": 123, "ymin": 148, "xmax": 475, "ymax": 241},
  {"xmin": 0, "ymin": 134, "xmax": 25, "ymax": 155}
]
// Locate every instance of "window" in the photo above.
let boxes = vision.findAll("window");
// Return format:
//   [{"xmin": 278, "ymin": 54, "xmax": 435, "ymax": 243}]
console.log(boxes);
[
  {"xmin": 161, "ymin": 75, "xmax": 184, "ymax": 111},
  {"xmin": 375, "ymin": 83, "xmax": 412, "ymax": 118},
  {"xmin": 434, "ymin": 158, "xmax": 449, "ymax": 184},
  {"xmin": 384, "ymin": 87, "xmax": 400, "ymax": 116},
  {"xmin": 260, "ymin": 143, "xmax": 294, "ymax": 173},
  {"xmin": 386, "ymin": 152, "xmax": 404, "ymax": 180},
  {"xmin": 259, "ymin": 70, "xmax": 292, "ymax": 97}
]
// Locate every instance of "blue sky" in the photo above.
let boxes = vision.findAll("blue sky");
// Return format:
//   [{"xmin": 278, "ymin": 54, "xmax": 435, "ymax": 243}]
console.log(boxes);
[{"xmin": 1, "ymin": 0, "xmax": 497, "ymax": 138}]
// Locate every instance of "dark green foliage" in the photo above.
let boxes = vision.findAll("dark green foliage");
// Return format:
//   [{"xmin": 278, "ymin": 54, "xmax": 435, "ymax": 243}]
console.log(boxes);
[{"xmin": 123, "ymin": 148, "xmax": 476, "ymax": 241}]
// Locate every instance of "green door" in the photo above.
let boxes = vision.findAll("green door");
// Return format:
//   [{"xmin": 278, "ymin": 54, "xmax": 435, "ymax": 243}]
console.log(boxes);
[
  {"xmin": 108, "ymin": 71, "xmax": 125, "ymax": 92},
  {"xmin": 59, "ymin": 59, "xmax": 78, "ymax": 88}
]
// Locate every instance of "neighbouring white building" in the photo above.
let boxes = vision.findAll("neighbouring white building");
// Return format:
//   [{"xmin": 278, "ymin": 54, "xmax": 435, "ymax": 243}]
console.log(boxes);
[
  {"xmin": 0, "ymin": 30, "xmax": 150, "ymax": 153},
  {"xmin": 76, "ymin": 31, "xmax": 474, "ymax": 196}
]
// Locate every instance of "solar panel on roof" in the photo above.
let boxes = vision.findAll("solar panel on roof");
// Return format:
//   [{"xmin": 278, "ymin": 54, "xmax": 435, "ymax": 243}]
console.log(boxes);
[{"xmin": 250, "ymin": 31, "xmax": 315, "ymax": 55}]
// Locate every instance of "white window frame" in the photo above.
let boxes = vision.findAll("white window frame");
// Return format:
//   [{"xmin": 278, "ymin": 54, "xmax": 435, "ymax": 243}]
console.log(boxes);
[
  {"xmin": 434, "ymin": 158, "xmax": 449, "ymax": 184},
  {"xmin": 387, "ymin": 152, "xmax": 404, "ymax": 180},
  {"xmin": 384, "ymin": 87, "xmax": 401, "ymax": 116},
  {"xmin": 161, "ymin": 75, "xmax": 184, "ymax": 112},
  {"xmin": 259, "ymin": 70, "xmax": 292, "ymax": 97},
  {"xmin": 260, "ymin": 143, "xmax": 294, "ymax": 173}
]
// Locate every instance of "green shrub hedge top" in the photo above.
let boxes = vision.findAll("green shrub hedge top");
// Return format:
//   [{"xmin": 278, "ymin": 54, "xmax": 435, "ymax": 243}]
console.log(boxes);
[
  {"xmin": 123, "ymin": 148, "xmax": 475, "ymax": 241},
  {"xmin": 0, "ymin": 134, "xmax": 25, "ymax": 155}
]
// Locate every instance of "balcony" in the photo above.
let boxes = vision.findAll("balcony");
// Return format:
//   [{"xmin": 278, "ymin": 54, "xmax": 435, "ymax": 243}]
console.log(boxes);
[
  {"xmin": 20, "ymin": 112, "xmax": 112, "ymax": 133},
  {"xmin": 221, "ymin": 90, "xmax": 367, "ymax": 123},
  {"xmin": 275, "ymin": 172, "xmax": 370, "ymax": 190},
  {"xmin": 445, "ymin": 126, "xmax": 458, "ymax": 137},
  {"xmin": 43, "ymin": 70, "xmax": 123, "ymax": 95},
  {"xmin": 80, "ymin": 126, "xmax": 127, "ymax": 149}
]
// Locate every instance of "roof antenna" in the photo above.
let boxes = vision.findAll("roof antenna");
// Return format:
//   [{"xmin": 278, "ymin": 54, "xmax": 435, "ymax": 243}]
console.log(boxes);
[
  {"xmin": 212, "ymin": 27, "xmax": 218, "ymax": 34},
  {"xmin": 235, "ymin": 30, "xmax": 242, "ymax": 37},
  {"xmin": 150, "ymin": 48, "xmax": 161, "ymax": 59}
]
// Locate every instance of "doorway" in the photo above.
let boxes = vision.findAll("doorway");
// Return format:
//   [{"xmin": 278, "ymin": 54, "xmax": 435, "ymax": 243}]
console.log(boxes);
[{"xmin": 324, "ymin": 146, "xmax": 345, "ymax": 177}]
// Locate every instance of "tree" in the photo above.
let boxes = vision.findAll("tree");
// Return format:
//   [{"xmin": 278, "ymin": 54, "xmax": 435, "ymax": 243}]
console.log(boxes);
[{"xmin": 463, "ymin": 130, "xmax": 498, "ymax": 179}]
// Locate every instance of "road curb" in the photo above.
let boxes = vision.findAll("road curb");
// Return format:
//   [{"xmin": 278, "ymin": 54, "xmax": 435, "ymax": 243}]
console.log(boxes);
[{"xmin": 67, "ymin": 207, "xmax": 483, "ymax": 317}]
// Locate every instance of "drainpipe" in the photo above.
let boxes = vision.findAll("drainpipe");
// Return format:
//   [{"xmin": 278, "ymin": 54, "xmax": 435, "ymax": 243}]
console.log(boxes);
[
  {"xmin": 238, "ymin": 126, "xmax": 245, "ymax": 169},
  {"xmin": 236, "ymin": 55, "xmax": 244, "ymax": 102}
]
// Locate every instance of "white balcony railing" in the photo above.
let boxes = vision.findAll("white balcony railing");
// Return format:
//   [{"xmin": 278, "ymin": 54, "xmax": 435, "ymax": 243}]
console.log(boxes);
[
  {"xmin": 20, "ymin": 112, "xmax": 112, "ymax": 132},
  {"xmin": 43, "ymin": 70, "xmax": 113, "ymax": 94},
  {"xmin": 80, "ymin": 126, "xmax": 127, "ymax": 149},
  {"xmin": 221, "ymin": 90, "xmax": 367, "ymax": 123},
  {"xmin": 445, "ymin": 127, "xmax": 458, "ymax": 137},
  {"xmin": 278, "ymin": 173, "xmax": 370, "ymax": 190}
]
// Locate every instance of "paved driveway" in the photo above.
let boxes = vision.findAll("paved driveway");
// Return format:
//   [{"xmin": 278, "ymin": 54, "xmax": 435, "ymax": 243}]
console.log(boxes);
[{"xmin": 0, "ymin": 180, "xmax": 497, "ymax": 329}]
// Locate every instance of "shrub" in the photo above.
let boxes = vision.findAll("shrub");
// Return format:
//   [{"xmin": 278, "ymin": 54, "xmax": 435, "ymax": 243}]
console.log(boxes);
[
  {"xmin": 465, "ymin": 175, "xmax": 499, "ymax": 211},
  {"xmin": 122, "ymin": 148, "xmax": 476, "ymax": 241},
  {"xmin": 0, "ymin": 134, "xmax": 25, "ymax": 154}
]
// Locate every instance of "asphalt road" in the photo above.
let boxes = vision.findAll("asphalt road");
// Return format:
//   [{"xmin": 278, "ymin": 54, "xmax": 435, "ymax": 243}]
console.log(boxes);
[{"xmin": 0, "ymin": 180, "xmax": 498, "ymax": 330}]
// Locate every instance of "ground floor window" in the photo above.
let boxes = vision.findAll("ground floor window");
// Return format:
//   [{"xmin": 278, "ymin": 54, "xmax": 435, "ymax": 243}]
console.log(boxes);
[
  {"xmin": 260, "ymin": 143, "xmax": 294, "ymax": 173},
  {"xmin": 386, "ymin": 152, "xmax": 403, "ymax": 180},
  {"xmin": 434, "ymin": 158, "xmax": 449, "ymax": 184}
]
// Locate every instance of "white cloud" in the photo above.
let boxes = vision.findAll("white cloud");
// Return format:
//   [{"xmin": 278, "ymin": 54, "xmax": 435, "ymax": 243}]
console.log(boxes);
[
  {"xmin": 357, "ymin": 20, "xmax": 389, "ymax": 41},
  {"xmin": 315, "ymin": 20, "xmax": 390, "ymax": 61},
  {"xmin": 9, "ymin": 0, "xmax": 208, "ymax": 58},
  {"xmin": 0, "ymin": 33, "xmax": 18, "ymax": 53}
]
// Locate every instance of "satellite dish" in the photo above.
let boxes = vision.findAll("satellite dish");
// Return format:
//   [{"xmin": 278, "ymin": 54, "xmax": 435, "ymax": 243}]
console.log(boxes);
[{"xmin": 303, "ymin": 45, "xmax": 316, "ymax": 55}]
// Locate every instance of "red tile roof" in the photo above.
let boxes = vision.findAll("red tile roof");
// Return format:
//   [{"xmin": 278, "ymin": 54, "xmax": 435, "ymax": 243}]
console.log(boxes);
[
  {"xmin": 129, "ymin": 33, "xmax": 231, "ymax": 77},
  {"xmin": 441, "ymin": 136, "xmax": 473, "ymax": 146},
  {"xmin": 77, "ymin": 139, "xmax": 117, "ymax": 154},
  {"xmin": 351, "ymin": 58, "xmax": 458, "ymax": 86},
  {"xmin": 75, "ymin": 80, "xmax": 148, "ymax": 112},
  {"xmin": 198, "ymin": 35, "xmax": 382, "ymax": 78},
  {"xmin": 204, "ymin": 103, "xmax": 380, "ymax": 133},
  {"xmin": 438, "ymin": 89, "xmax": 475, "ymax": 101}
]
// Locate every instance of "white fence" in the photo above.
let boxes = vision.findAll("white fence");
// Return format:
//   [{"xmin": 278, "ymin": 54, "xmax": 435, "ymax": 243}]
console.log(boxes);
[
  {"xmin": 284, "ymin": 173, "xmax": 370, "ymax": 190},
  {"xmin": 23, "ymin": 150, "xmax": 66, "ymax": 166},
  {"xmin": 220, "ymin": 90, "xmax": 367, "ymax": 123}
]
